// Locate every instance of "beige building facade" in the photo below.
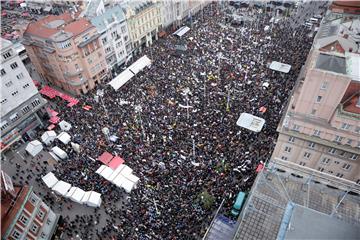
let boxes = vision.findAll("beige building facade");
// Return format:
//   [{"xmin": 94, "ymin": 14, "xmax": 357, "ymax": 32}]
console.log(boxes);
[
  {"xmin": 23, "ymin": 12, "xmax": 109, "ymax": 95},
  {"xmin": 271, "ymin": 11, "xmax": 360, "ymax": 183}
]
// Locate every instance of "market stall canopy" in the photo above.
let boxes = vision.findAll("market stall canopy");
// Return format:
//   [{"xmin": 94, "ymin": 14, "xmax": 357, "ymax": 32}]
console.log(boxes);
[
  {"xmin": 173, "ymin": 26, "xmax": 190, "ymax": 37},
  {"xmin": 59, "ymin": 120, "xmax": 72, "ymax": 131},
  {"xmin": 70, "ymin": 187, "xmax": 86, "ymax": 204},
  {"xmin": 65, "ymin": 187, "xmax": 76, "ymax": 198},
  {"xmin": 82, "ymin": 191, "xmax": 102, "ymax": 207},
  {"xmin": 25, "ymin": 140, "xmax": 43, "ymax": 157},
  {"xmin": 236, "ymin": 113, "xmax": 265, "ymax": 132},
  {"xmin": 42, "ymin": 172, "xmax": 59, "ymax": 188},
  {"xmin": 98, "ymin": 152, "xmax": 114, "ymax": 164},
  {"xmin": 51, "ymin": 146, "xmax": 68, "ymax": 160},
  {"xmin": 52, "ymin": 180, "xmax": 71, "ymax": 196},
  {"xmin": 108, "ymin": 69, "xmax": 134, "ymax": 91},
  {"xmin": 57, "ymin": 132, "xmax": 71, "ymax": 144},
  {"xmin": 269, "ymin": 61, "xmax": 292, "ymax": 73},
  {"xmin": 121, "ymin": 177, "xmax": 136, "ymax": 193},
  {"xmin": 99, "ymin": 166, "xmax": 114, "ymax": 181},
  {"xmin": 108, "ymin": 164, "xmax": 126, "ymax": 182},
  {"xmin": 108, "ymin": 156, "xmax": 125, "ymax": 170},
  {"xmin": 128, "ymin": 55, "xmax": 151, "ymax": 74},
  {"xmin": 41, "ymin": 131, "xmax": 57, "ymax": 145}
]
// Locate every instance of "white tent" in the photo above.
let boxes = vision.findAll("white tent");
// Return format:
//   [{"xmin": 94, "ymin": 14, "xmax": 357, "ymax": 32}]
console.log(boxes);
[
  {"xmin": 52, "ymin": 181, "xmax": 71, "ymax": 196},
  {"xmin": 41, "ymin": 172, "xmax": 59, "ymax": 188},
  {"xmin": 25, "ymin": 140, "xmax": 43, "ymax": 157},
  {"xmin": 57, "ymin": 132, "xmax": 71, "ymax": 144},
  {"xmin": 236, "ymin": 113, "xmax": 265, "ymax": 132},
  {"xmin": 96, "ymin": 165, "xmax": 106, "ymax": 174},
  {"xmin": 65, "ymin": 186, "xmax": 76, "ymax": 198},
  {"xmin": 128, "ymin": 55, "xmax": 151, "ymax": 74},
  {"xmin": 83, "ymin": 191, "xmax": 102, "ymax": 207},
  {"xmin": 113, "ymin": 174, "xmax": 126, "ymax": 188},
  {"xmin": 71, "ymin": 142, "xmax": 81, "ymax": 153},
  {"xmin": 70, "ymin": 187, "xmax": 86, "ymax": 204},
  {"xmin": 126, "ymin": 174, "xmax": 140, "ymax": 186},
  {"xmin": 173, "ymin": 26, "xmax": 190, "ymax": 37},
  {"xmin": 99, "ymin": 166, "xmax": 114, "ymax": 181},
  {"xmin": 269, "ymin": 61, "xmax": 292, "ymax": 73},
  {"xmin": 108, "ymin": 164, "xmax": 126, "ymax": 182},
  {"xmin": 59, "ymin": 120, "xmax": 72, "ymax": 131},
  {"xmin": 51, "ymin": 146, "xmax": 68, "ymax": 160},
  {"xmin": 41, "ymin": 131, "xmax": 57, "ymax": 145},
  {"xmin": 121, "ymin": 178, "xmax": 136, "ymax": 193},
  {"xmin": 120, "ymin": 165, "xmax": 133, "ymax": 178},
  {"xmin": 108, "ymin": 69, "xmax": 135, "ymax": 91}
]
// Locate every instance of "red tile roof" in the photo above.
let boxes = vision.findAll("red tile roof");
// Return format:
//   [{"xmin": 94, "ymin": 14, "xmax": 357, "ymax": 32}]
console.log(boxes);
[
  {"xmin": 343, "ymin": 94, "xmax": 360, "ymax": 114},
  {"xmin": 63, "ymin": 18, "xmax": 93, "ymax": 37}
]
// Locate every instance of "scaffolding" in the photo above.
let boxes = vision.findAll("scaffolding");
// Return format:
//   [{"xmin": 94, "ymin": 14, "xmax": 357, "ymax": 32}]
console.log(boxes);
[{"xmin": 233, "ymin": 158, "xmax": 360, "ymax": 240}]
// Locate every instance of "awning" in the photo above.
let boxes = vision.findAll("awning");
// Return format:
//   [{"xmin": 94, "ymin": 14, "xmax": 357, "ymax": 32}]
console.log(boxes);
[
  {"xmin": 236, "ymin": 113, "xmax": 265, "ymax": 132},
  {"xmin": 25, "ymin": 140, "xmax": 43, "ymax": 157},
  {"xmin": 83, "ymin": 191, "xmax": 101, "ymax": 207},
  {"xmin": 59, "ymin": 120, "xmax": 72, "ymax": 131},
  {"xmin": 128, "ymin": 55, "xmax": 151, "ymax": 74},
  {"xmin": 42, "ymin": 172, "xmax": 59, "ymax": 188},
  {"xmin": 69, "ymin": 187, "xmax": 86, "ymax": 204},
  {"xmin": 97, "ymin": 152, "xmax": 114, "ymax": 164},
  {"xmin": 269, "ymin": 61, "xmax": 292, "ymax": 73},
  {"xmin": 52, "ymin": 181, "xmax": 71, "ymax": 196},
  {"xmin": 57, "ymin": 132, "xmax": 71, "ymax": 145},
  {"xmin": 41, "ymin": 131, "xmax": 57, "ymax": 145},
  {"xmin": 173, "ymin": 26, "xmax": 190, "ymax": 37},
  {"xmin": 108, "ymin": 69, "xmax": 134, "ymax": 91},
  {"xmin": 51, "ymin": 146, "xmax": 68, "ymax": 160},
  {"xmin": 108, "ymin": 156, "xmax": 125, "ymax": 170}
]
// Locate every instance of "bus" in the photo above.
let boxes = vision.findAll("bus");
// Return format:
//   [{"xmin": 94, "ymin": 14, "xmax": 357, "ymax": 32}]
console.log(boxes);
[{"xmin": 231, "ymin": 191, "xmax": 246, "ymax": 217}]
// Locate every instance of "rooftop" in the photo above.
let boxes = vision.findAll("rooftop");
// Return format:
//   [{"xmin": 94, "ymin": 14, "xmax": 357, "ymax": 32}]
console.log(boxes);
[
  {"xmin": 233, "ymin": 159, "xmax": 360, "ymax": 240},
  {"xmin": 315, "ymin": 53, "xmax": 347, "ymax": 74},
  {"xmin": 91, "ymin": 6, "xmax": 126, "ymax": 34},
  {"xmin": 342, "ymin": 93, "xmax": 360, "ymax": 114}
]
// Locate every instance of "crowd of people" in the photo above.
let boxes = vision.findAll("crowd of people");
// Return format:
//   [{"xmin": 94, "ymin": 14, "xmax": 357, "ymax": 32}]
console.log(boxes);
[{"xmin": 30, "ymin": 2, "xmax": 324, "ymax": 239}]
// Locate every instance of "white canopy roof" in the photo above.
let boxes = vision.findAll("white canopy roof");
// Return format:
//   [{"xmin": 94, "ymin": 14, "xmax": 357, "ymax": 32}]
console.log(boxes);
[
  {"xmin": 41, "ymin": 131, "xmax": 57, "ymax": 145},
  {"xmin": 96, "ymin": 165, "xmax": 106, "ymax": 174},
  {"xmin": 42, "ymin": 172, "xmax": 59, "ymax": 188},
  {"xmin": 121, "ymin": 178, "xmax": 136, "ymax": 193},
  {"xmin": 59, "ymin": 120, "xmax": 72, "ymax": 131},
  {"xmin": 108, "ymin": 164, "xmax": 125, "ymax": 182},
  {"xmin": 65, "ymin": 186, "xmax": 76, "ymax": 198},
  {"xmin": 57, "ymin": 132, "xmax": 71, "ymax": 144},
  {"xmin": 113, "ymin": 174, "xmax": 126, "ymax": 188},
  {"xmin": 70, "ymin": 187, "xmax": 86, "ymax": 204},
  {"xmin": 173, "ymin": 26, "xmax": 190, "ymax": 37},
  {"xmin": 83, "ymin": 191, "xmax": 102, "ymax": 207},
  {"xmin": 128, "ymin": 55, "xmax": 151, "ymax": 74},
  {"xmin": 99, "ymin": 166, "xmax": 114, "ymax": 181},
  {"xmin": 120, "ymin": 165, "xmax": 133, "ymax": 178},
  {"xmin": 126, "ymin": 174, "xmax": 140, "ymax": 185},
  {"xmin": 51, "ymin": 146, "xmax": 68, "ymax": 160},
  {"xmin": 269, "ymin": 61, "xmax": 292, "ymax": 73},
  {"xmin": 25, "ymin": 140, "xmax": 43, "ymax": 157},
  {"xmin": 108, "ymin": 69, "xmax": 135, "ymax": 91},
  {"xmin": 236, "ymin": 113, "xmax": 265, "ymax": 132},
  {"xmin": 52, "ymin": 181, "xmax": 71, "ymax": 196}
]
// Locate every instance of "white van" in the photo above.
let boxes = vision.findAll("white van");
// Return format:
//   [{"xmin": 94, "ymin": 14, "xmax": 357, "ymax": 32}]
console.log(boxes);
[{"xmin": 310, "ymin": 18, "xmax": 318, "ymax": 24}]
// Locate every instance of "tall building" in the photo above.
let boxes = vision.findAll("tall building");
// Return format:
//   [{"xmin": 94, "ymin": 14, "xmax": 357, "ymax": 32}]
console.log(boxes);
[
  {"xmin": 271, "ymin": 10, "xmax": 360, "ymax": 183},
  {"xmin": 160, "ymin": 0, "xmax": 190, "ymax": 30},
  {"xmin": 121, "ymin": 1, "xmax": 161, "ymax": 55},
  {"xmin": 1, "ymin": 171, "xmax": 60, "ymax": 240},
  {"xmin": 1, "ymin": 38, "xmax": 47, "ymax": 153},
  {"xmin": 22, "ymin": 12, "xmax": 109, "ymax": 95},
  {"xmin": 90, "ymin": 5, "xmax": 132, "ymax": 72},
  {"xmin": 230, "ymin": 159, "xmax": 360, "ymax": 240}
]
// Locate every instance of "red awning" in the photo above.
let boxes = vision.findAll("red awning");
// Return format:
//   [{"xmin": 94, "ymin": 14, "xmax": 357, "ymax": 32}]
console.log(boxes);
[
  {"xmin": 82, "ymin": 105, "xmax": 92, "ymax": 111},
  {"xmin": 47, "ymin": 124, "xmax": 56, "ymax": 130},
  {"xmin": 108, "ymin": 156, "xmax": 125, "ymax": 170},
  {"xmin": 256, "ymin": 163, "xmax": 264, "ymax": 173},
  {"xmin": 98, "ymin": 152, "xmax": 114, "ymax": 164}
]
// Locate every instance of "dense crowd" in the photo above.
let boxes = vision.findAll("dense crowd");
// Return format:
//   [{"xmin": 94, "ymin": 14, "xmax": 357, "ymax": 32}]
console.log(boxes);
[{"xmin": 32, "ymin": 2, "xmax": 325, "ymax": 239}]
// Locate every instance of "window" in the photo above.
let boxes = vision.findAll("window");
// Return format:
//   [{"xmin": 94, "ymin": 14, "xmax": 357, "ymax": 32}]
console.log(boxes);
[
  {"xmin": 342, "ymin": 163, "xmax": 351, "ymax": 170},
  {"xmin": 30, "ymin": 223, "xmax": 39, "ymax": 234},
  {"xmin": 284, "ymin": 146, "xmax": 292, "ymax": 153},
  {"xmin": 336, "ymin": 173, "xmax": 344, "ymax": 178},
  {"xmin": 334, "ymin": 161, "xmax": 340, "ymax": 164},
  {"xmin": 355, "ymin": 126, "xmax": 360, "ymax": 134},
  {"xmin": 341, "ymin": 123, "xmax": 351, "ymax": 130},
  {"xmin": 121, "ymin": 26, "xmax": 126, "ymax": 33},
  {"xmin": 334, "ymin": 135, "xmax": 344, "ymax": 143},
  {"xmin": 328, "ymin": 148, "xmax": 336, "ymax": 154},
  {"xmin": 356, "ymin": 179, "xmax": 360, "ymax": 185},
  {"xmin": 321, "ymin": 158, "xmax": 331, "ymax": 164},
  {"xmin": 350, "ymin": 154, "xmax": 358, "ymax": 160},
  {"xmin": 11, "ymin": 230, "xmax": 21, "ymax": 240},
  {"xmin": 22, "ymin": 105, "xmax": 31, "ymax": 114},
  {"xmin": 40, "ymin": 232, "xmax": 46, "ymax": 238},
  {"xmin": 316, "ymin": 96, "xmax": 322, "ymax": 103},
  {"xmin": 281, "ymin": 156, "xmax": 288, "ymax": 161},
  {"xmin": 311, "ymin": 109, "xmax": 316, "ymax": 115},
  {"xmin": 303, "ymin": 152, "xmax": 311, "ymax": 159},
  {"xmin": 88, "ymin": 58, "xmax": 92, "ymax": 64},
  {"xmin": 288, "ymin": 136, "xmax": 295, "ymax": 143},
  {"xmin": 299, "ymin": 162, "xmax": 306, "ymax": 166},
  {"xmin": 37, "ymin": 209, "xmax": 45, "ymax": 220},
  {"xmin": 10, "ymin": 113, "xmax": 19, "ymax": 122},
  {"xmin": 293, "ymin": 124, "xmax": 300, "ymax": 131},
  {"xmin": 19, "ymin": 214, "xmax": 29, "ymax": 225},
  {"xmin": 102, "ymin": 37, "xmax": 107, "ymax": 45},
  {"xmin": 1, "ymin": 68, "xmax": 6, "ymax": 76},
  {"xmin": 16, "ymin": 73, "xmax": 24, "ymax": 80},
  {"xmin": 1, "ymin": 121, "xmax": 9, "ymax": 131},
  {"xmin": 346, "ymin": 139, "xmax": 353, "ymax": 145},
  {"xmin": 31, "ymin": 99, "xmax": 41, "ymax": 108},
  {"xmin": 10, "ymin": 62, "xmax": 18, "ymax": 69},
  {"xmin": 11, "ymin": 91, "xmax": 19, "ymax": 96},
  {"xmin": 308, "ymin": 142, "xmax": 315, "ymax": 148},
  {"xmin": 5, "ymin": 81, "xmax": 13, "ymax": 87},
  {"xmin": 29, "ymin": 194, "xmax": 38, "ymax": 205},
  {"xmin": 338, "ymin": 151, "xmax": 345, "ymax": 157},
  {"xmin": 320, "ymin": 81, "xmax": 328, "ymax": 90},
  {"xmin": 318, "ymin": 167, "xmax": 325, "ymax": 172},
  {"xmin": 2, "ymin": 50, "xmax": 12, "ymax": 59},
  {"xmin": 1, "ymin": 99, "xmax": 7, "ymax": 104},
  {"xmin": 313, "ymin": 129, "xmax": 321, "ymax": 137},
  {"xmin": 328, "ymin": 170, "xmax": 334, "ymax": 174},
  {"xmin": 75, "ymin": 64, "xmax": 79, "ymax": 70},
  {"xmin": 23, "ymin": 83, "xmax": 30, "ymax": 89}
]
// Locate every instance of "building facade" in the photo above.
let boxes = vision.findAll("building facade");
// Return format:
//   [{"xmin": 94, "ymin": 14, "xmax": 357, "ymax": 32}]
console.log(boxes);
[
  {"xmin": 1, "ymin": 171, "xmax": 59, "ymax": 240},
  {"xmin": 90, "ymin": 5, "xmax": 132, "ymax": 72},
  {"xmin": 271, "ymin": 11, "xmax": 360, "ymax": 183},
  {"xmin": 1, "ymin": 38, "xmax": 47, "ymax": 153},
  {"xmin": 22, "ymin": 12, "xmax": 109, "ymax": 95},
  {"xmin": 121, "ymin": 1, "xmax": 161, "ymax": 54}
]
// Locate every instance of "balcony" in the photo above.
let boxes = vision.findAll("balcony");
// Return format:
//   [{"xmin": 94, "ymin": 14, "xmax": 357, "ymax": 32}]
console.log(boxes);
[
  {"xmin": 64, "ymin": 68, "xmax": 83, "ymax": 78},
  {"xmin": 78, "ymin": 33, "xmax": 100, "ymax": 48},
  {"xmin": 66, "ymin": 77, "xmax": 87, "ymax": 86}
]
